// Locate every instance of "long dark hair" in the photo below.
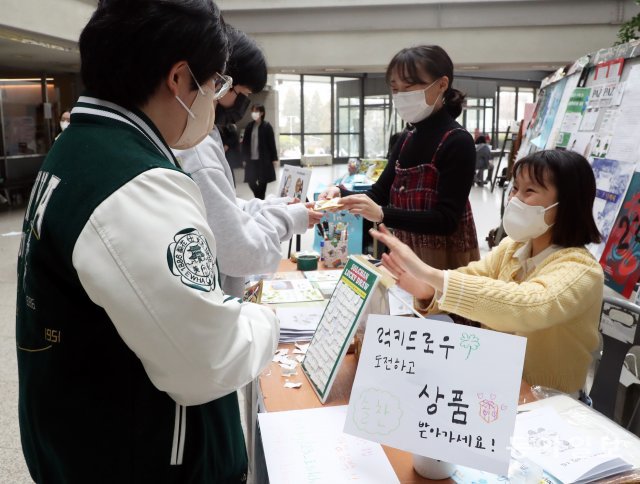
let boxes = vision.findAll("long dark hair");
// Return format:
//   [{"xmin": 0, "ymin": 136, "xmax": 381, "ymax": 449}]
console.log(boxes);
[
  {"xmin": 513, "ymin": 150, "xmax": 601, "ymax": 247},
  {"xmin": 385, "ymin": 45, "xmax": 465, "ymax": 118}
]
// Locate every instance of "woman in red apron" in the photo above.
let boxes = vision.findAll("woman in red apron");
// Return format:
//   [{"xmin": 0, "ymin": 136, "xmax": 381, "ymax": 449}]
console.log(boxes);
[{"xmin": 324, "ymin": 45, "xmax": 480, "ymax": 272}]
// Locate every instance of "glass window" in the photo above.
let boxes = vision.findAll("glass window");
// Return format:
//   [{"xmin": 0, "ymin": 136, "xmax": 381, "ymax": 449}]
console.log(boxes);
[
  {"xmin": 275, "ymin": 74, "xmax": 301, "ymax": 134},
  {"xmin": 0, "ymin": 79, "xmax": 53, "ymax": 156},
  {"xmin": 464, "ymin": 107, "xmax": 481, "ymax": 135},
  {"xmin": 497, "ymin": 86, "xmax": 516, "ymax": 132},
  {"xmin": 516, "ymin": 88, "xmax": 535, "ymax": 121},
  {"xmin": 334, "ymin": 77, "xmax": 362, "ymax": 159},
  {"xmin": 304, "ymin": 134, "xmax": 331, "ymax": 155},
  {"xmin": 484, "ymin": 105, "xmax": 494, "ymax": 144},
  {"xmin": 303, "ymin": 76, "xmax": 331, "ymax": 134},
  {"xmin": 335, "ymin": 134, "xmax": 359, "ymax": 158},
  {"xmin": 279, "ymin": 134, "xmax": 301, "ymax": 160},
  {"xmin": 364, "ymin": 95, "xmax": 390, "ymax": 158}
]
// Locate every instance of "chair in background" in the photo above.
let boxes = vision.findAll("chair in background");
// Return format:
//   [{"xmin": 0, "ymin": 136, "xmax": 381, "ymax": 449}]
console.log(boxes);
[{"xmin": 590, "ymin": 295, "xmax": 640, "ymax": 436}]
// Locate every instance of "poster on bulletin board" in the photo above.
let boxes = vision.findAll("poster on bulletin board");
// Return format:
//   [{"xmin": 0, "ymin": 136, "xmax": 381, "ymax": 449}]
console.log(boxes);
[
  {"xmin": 344, "ymin": 314, "xmax": 527, "ymax": 475},
  {"xmin": 600, "ymin": 171, "xmax": 640, "ymax": 297}
]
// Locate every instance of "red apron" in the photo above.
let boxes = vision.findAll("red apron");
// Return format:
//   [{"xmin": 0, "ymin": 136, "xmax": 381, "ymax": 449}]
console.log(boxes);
[{"xmin": 389, "ymin": 128, "xmax": 479, "ymax": 269}]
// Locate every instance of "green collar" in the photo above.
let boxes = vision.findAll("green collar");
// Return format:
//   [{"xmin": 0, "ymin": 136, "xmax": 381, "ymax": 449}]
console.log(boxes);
[{"xmin": 72, "ymin": 96, "xmax": 178, "ymax": 166}]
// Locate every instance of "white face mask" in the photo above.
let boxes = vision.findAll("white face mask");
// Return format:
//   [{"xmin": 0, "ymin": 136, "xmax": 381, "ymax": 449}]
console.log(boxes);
[
  {"xmin": 172, "ymin": 65, "xmax": 216, "ymax": 150},
  {"xmin": 60, "ymin": 121, "xmax": 70, "ymax": 131},
  {"xmin": 251, "ymin": 111, "xmax": 261, "ymax": 121},
  {"xmin": 502, "ymin": 197, "xmax": 559, "ymax": 242},
  {"xmin": 392, "ymin": 80, "xmax": 440, "ymax": 124}
]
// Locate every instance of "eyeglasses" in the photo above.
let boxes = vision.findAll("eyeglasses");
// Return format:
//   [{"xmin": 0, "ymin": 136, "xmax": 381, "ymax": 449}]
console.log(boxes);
[
  {"xmin": 211, "ymin": 72, "xmax": 233, "ymax": 100},
  {"xmin": 186, "ymin": 65, "xmax": 233, "ymax": 101}
]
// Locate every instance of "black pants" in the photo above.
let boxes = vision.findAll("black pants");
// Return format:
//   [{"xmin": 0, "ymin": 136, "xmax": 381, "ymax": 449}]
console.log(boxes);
[{"xmin": 249, "ymin": 180, "xmax": 267, "ymax": 200}]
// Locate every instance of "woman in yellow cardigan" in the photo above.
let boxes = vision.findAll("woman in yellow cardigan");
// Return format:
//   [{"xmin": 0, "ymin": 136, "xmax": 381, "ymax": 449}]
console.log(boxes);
[{"xmin": 370, "ymin": 149, "xmax": 604, "ymax": 394}]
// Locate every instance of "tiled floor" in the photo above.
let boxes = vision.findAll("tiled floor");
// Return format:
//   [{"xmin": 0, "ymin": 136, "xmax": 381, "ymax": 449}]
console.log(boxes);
[{"xmin": 0, "ymin": 164, "xmax": 502, "ymax": 482}]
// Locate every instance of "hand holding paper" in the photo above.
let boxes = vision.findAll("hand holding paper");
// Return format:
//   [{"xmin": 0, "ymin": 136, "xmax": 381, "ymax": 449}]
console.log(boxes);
[
  {"xmin": 340, "ymin": 194, "xmax": 383, "ymax": 222},
  {"xmin": 305, "ymin": 203, "xmax": 324, "ymax": 228},
  {"xmin": 317, "ymin": 185, "xmax": 341, "ymax": 201}
]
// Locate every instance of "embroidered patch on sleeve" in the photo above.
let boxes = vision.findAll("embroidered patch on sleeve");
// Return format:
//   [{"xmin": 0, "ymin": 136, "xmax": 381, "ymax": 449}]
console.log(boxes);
[{"xmin": 167, "ymin": 228, "xmax": 217, "ymax": 292}]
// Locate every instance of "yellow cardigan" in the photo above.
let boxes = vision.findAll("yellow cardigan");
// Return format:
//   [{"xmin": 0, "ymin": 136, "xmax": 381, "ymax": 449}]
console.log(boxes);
[{"xmin": 422, "ymin": 237, "xmax": 604, "ymax": 393}]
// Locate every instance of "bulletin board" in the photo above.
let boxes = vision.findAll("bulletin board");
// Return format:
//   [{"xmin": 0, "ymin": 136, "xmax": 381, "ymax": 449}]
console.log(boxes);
[{"xmin": 516, "ymin": 40, "xmax": 640, "ymax": 301}]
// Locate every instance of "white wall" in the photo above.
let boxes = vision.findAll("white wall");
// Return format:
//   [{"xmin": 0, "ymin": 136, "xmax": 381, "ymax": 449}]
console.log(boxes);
[
  {"xmin": 0, "ymin": 0, "xmax": 638, "ymax": 74},
  {"xmin": 250, "ymin": 25, "xmax": 623, "ymax": 72},
  {"xmin": 0, "ymin": 0, "xmax": 94, "ymax": 43},
  {"xmin": 221, "ymin": 0, "xmax": 640, "ymax": 72}
]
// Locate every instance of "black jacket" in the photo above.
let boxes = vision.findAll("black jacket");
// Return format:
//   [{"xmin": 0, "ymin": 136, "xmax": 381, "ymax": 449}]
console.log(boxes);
[{"xmin": 242, "ymin": 120, "xmax": 277, "ymax": 184}]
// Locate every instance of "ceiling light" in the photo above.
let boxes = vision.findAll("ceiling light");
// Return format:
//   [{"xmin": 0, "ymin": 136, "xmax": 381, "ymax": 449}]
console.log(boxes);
[{"xmin": 0, "ymin": 78, "xmax": 54, "ymax": 82}]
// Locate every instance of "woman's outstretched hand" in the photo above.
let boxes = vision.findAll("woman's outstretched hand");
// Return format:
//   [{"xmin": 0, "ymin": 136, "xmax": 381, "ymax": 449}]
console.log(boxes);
[
  {"xmin": 369, "ymin": 224, "xmax": 445, "ymax": 293},
  {"xmin": 340, "ymin": 194, "xmax": 384, "ymax": 222}
]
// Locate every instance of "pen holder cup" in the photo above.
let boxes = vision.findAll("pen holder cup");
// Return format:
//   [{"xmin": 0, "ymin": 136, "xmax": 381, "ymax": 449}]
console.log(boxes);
[{"xmin": 322, "ymin": 238, "xmax": 349, "ymax": 268}]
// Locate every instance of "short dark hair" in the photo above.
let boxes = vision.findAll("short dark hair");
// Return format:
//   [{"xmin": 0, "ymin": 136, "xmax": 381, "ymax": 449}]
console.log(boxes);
[
  {"xmin": 80, "ymin": 0, "xmax": 228, "ymax": 110},
  {"xmin": 252, "ymin": 104, "xmax": 266, "ymax": 118},
  {"xmin": 475, "ymin": 135, "xmax": 486, "ymax": 144},
  {"xmin": 225, "ymin": 25, "xmax": 267, "ymax": 93},
  {"xmin": 385, "ymin": 45, "xmax": 466, "ymax": 118},
  {"xmin": 513, "ymin": 150, "xmax": 601, "ymax": 247}
]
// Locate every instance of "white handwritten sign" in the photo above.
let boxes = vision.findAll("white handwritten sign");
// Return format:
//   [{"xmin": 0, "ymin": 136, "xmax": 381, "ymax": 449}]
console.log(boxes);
[
  {"xmin": 344, "ymin": 314, "xmax": 527, "ymax": 475},
  {"xmin": 258, "ymin": 406, "xmax": 399, "ymax": 484}
]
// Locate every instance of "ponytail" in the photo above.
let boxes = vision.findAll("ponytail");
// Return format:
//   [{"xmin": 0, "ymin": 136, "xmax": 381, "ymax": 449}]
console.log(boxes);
[{"xmin": 443, "ymin": 88, "xmax": 465, "ymax": 118}]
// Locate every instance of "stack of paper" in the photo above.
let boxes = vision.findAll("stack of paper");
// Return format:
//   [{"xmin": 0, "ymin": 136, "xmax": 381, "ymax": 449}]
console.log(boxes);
[
  {"xmin": 275, "ymin": 306, "xmax": 324, "ymax": 343},
  {"xmin": 261, "ymin": 278, "xmax": 324, "ymax": 304},
  {"xmin": 303, "ymin": 270, "xmax": 342, "ymax": 297},
  {"xmin": 512, "ymin": 407, "xmax": 632, "ymax": 483}
]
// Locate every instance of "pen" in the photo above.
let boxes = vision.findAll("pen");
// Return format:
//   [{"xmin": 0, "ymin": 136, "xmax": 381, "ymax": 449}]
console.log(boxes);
[{"xmin": 318, "ymin": 223, "xmax": 328, "ymax": 241}]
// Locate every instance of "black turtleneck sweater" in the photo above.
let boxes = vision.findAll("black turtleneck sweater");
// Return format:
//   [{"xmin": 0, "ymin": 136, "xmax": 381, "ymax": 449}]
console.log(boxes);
[{"xmin": 342, "ymin": 107, "xmax": 476, "ymax": 235}]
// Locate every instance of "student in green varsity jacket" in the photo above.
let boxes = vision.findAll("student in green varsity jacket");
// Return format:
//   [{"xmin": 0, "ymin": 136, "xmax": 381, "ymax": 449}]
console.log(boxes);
[{"xmin": 15, "ymin": 1, "xmax": 278, "ymax": 483}]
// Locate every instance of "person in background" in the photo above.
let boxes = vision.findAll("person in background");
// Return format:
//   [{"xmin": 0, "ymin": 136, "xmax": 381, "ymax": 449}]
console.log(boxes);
[
  {"xmin": 320, "ymin": 45, "xmax": 480, "ymax": 314},
  {"xmin": 174, "ymin": 25, "xmax": 321, "ymax": 298},
  {"xmin": 242, "ymin": 103, "xmax": 278, "ymax": 199},
  {"xmin": 474, "ymin": 135, "xmax": 492, "ymax": 186},
  {"xmin": 370, "ymin": 150, "xmax": 603, "ymax": 394},
  {"xmin": 59, "ymin": 110, "xmax": 70, "ymax": 131},
  {"xmin": 54, "ymin": 110, "xmax": 71, "ymax": 141},
  {"xmin": 16, "ymin": 1, "xmax": 278, "ymax": 482}
]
